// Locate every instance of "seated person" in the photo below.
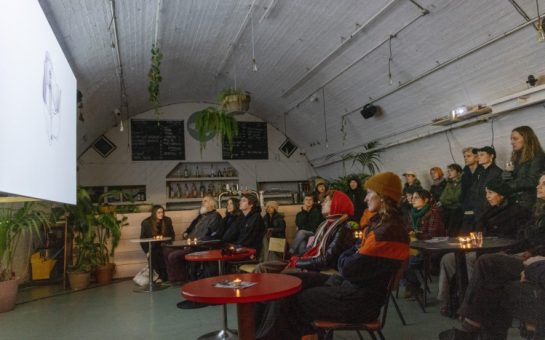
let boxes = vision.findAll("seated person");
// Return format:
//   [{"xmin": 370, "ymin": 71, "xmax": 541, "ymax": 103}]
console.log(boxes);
[
  {"xmin": 221, "ymin": 197, "xmax": 242, "ymax": 242},
  {"xmin": 254, "ymin": 190, "xmax": 355, "ymax": 273},
  {"xmin": 439, "ymin": 173, "xmax": 545, "ymax": 339},
  {"xmin": 345, "ymin": 175, "xmax": 366, "ymax": 222},
  {"xmin": 139, "ymin": 205, "xmax": 175, "ymax": 282},
  {"xmin": 264, "ymin": 200, "xmax": 286, "ymax": 238},
  {"xmin": 289, "ymin": 194, "xmax": 324, "ymax": 256},
  {"xmin": 437, "ymin": 179, "xmax": 532, "ymax": 315},
  {"xmin": 403, "ymin": 189, "xmax": 445, "ymax": 297},
  {"xmin": 165, "ymin": 196, "xmax": 222, "ymax": 283},
  {"xmin": 254, "ymin": 172, "xmax": 410, "ymax": 339}
]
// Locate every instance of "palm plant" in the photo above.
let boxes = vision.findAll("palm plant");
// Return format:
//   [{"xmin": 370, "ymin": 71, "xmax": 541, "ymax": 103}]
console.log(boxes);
[
  {"xmin": 0, "ymin": 202, "xmax": 50, "ymax": 281},
  {"xmin": 342, "ymin": 141, "xmax": 382, "ymax": 176}
]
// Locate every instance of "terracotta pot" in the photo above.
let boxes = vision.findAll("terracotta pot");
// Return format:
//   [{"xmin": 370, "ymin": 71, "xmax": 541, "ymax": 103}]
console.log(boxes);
[
  {"xmin": 223, "ymin": 94, "xmax": 250, "ymax": 113},
  {"xmin": 68, "ymin": 271, "xmax": 91, "ymax": 290},
  {"xmin": 96, "ymin": 263, "xmax": 115, "ymax": 284},
  {"xmin": 0, "ymin": 279, "xmax": 18, "ymax": 313}
]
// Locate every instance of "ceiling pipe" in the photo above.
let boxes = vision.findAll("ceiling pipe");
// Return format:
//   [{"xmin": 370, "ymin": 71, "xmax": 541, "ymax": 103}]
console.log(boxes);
[
  {"xmin": 508, "ymin": 0, "xmax": 540, "ymax": 31},
  {"xmin": 283, "ymin": 12, "xmax": 426, "ymax": 117},
  {"xmin": 280, "ymin": 0, "xmax": 401, "ymax": 98},
  {"xmin": 259, "ymin": 0, "xmax": 277, "ymax": 23},
  {"xmin": 340, "ymin": 13, "xmax": 545, "ymax": 120},
  {"xmin": 109, "ymin": 0, "xmax": 129, "ymax": 119},
  {"xmin": 215, "ymin": 0, "xmax": 257, "ymax": 77}
]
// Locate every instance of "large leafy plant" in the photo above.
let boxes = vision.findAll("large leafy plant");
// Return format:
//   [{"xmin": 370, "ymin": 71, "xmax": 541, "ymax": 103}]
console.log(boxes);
[
  {"xmin": 0, "ymin": 202, "xmax": 50, "ymax": 281},
  {"xmin": 341, "ymin": 141, "xmax": 382, "ymax": 176},
  {"xmin": 195, "ymin": 107, "xmax": 239, "ymax": 152}
]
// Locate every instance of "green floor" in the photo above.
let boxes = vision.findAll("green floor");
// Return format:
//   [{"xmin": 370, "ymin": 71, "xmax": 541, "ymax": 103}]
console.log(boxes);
[{"xmin": 1, "ymin": 278, "xmax": 521, "ymax": 339}]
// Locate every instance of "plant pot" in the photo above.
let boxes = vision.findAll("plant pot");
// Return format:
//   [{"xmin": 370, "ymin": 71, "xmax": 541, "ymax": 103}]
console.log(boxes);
[
  {"xmin": 96, "ymin": 263, "xmax": 115, "ymax": 284},
  {"xmin": 0, "ymin": 278, "xmax": 18, "ymax": 313},
  {"xmin": 223, "ymin": 94, "xmax": 250, "ymax": 113},
  {"xmin": 68, "ymin": 271, "xmax": 91, "ymax": 290}
]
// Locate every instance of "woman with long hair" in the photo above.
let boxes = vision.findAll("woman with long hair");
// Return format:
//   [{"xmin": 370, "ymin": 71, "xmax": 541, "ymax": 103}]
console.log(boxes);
[
  {"xmin": 255, "ymin": 172, "xmax": 409, "ymax": 339},
  {"xmin": 221, "ymin": 198, "xmax": 242, "ymax": 243},
  {"xmin": 429, "ymin": 166, "xmax": 446, "ymax": 203},
  {"xmin": 505, "ymin": 126, "xmax": 545, "ymax": 210},
  {"xmin": 140, "ymin": 205, "xmax": 175, "ymax": 282}
]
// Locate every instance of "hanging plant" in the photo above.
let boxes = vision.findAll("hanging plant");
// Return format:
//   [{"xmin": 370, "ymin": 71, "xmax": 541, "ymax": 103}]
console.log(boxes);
[
  {"xmin": 195, "ymin": 107, "xmax": 239, "ymax": 153},
  {"xmin": 218, "ymin": 87, "xmax": 251, "ymax": 113},
  {"xmin": 147, "ymin": 45, "xmax": 163, "ymax": 115}
]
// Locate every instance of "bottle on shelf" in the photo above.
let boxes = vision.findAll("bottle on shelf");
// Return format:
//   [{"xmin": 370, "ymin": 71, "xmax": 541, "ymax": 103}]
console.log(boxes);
[
  {"xmin": 209, "ymin": 163, "xmax": 215, "ymax": 177},
  {"xmin": 183, "ymin": 165, "xmax": 189, "ymax": 178},
  {"xmin": 176, "ymin": 183, "xmax": 182, "ymax": 198},
  {"xmin": 217, "ymin": 168, "xmax": 223, "ymax": 177},
  {"xmin": 168, "ymin": 184, "xmax": 173, "ymax": 199},
  {"xmin": 207, "ymin": 183, "xmax": 214, "ymax": 196},
  {"xmin": 195, "ymin": 165, "xmax": 200, "ymax": 178},
  {"xmin": 184, "ymin": 183, "xmax": 190, "ymax": 198},
  {"xmin": 191, "ymin": 183, "xmax": 198, "ymax": 198},
  {"xmin": 199, "ymin": 182, "xmax": 206, "ymax": 198}
]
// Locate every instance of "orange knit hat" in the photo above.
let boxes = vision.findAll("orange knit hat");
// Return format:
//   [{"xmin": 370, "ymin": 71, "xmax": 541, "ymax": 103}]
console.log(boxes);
[{"xmin": 364, "ymin": 172, "xmax": 402, "ymax": 203}]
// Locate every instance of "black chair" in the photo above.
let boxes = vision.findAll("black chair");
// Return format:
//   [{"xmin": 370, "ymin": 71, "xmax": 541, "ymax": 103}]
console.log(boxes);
[{"xmin": 312, "ymin": 269, "xmax": 400, "ymax": 340}]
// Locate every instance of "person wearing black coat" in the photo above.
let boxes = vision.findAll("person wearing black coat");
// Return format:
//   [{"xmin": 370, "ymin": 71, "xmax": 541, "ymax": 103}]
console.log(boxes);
[
  {"xmin": 345, "ymin": 175, "xmax": 366, "ymax": 222},
  {"xmin": 461, "ymin": 147, "xmax": 484, "ymax": 234},
  {"xmin": 140, "ymin": 205, "xmax": 175, "ymax": 282},
  {"xmin": 264, "ymin": 201, "xmax": 286, "ymax": 238},
  {"xmin": 221, "ymin": 198, "xmax": 243, "ymax": 243},
  {"xmin": 232, "ymin": 193, "xmax": 265, "ymax": 254}
]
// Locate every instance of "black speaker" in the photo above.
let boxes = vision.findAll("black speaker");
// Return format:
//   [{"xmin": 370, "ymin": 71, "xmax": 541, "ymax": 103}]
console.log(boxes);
[{"xmin": 360, "ymin": 104, "xmax": 379, "ymax": 119}]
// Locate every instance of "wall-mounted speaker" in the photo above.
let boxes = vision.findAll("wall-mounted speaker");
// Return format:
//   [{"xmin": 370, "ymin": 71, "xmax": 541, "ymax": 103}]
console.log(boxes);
[{"xmin": 360, "ymin": 104, "xmax": 380, "ymax": 119}]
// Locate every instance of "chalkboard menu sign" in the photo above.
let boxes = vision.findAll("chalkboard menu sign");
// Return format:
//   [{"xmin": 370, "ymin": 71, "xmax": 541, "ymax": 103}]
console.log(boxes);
[
  {"xmin": 131, "ymin": 120, "xmax": 185, "ymax": 161},
  {"xmin": 222, "ymin": 122, "xmax": 268, "ymax": 160}
]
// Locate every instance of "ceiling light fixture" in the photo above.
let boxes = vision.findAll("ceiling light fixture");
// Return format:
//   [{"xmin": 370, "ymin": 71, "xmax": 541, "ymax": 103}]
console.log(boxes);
[{"xmin": 250, "ymin": 5, "xmax": 258, "ymax": 72}]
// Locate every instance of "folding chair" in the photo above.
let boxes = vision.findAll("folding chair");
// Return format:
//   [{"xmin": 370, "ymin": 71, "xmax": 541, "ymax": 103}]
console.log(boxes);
[{"xmin": 237, "ymin": 237, "xmax": 287, "ymax": 273}]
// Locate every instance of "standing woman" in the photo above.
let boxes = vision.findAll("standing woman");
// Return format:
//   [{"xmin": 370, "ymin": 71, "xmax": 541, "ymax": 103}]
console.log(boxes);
[
  {"xmin": 440, "ymin": 164, "xmax": 464, "ymax": 236},
  {"xmin": 255, "ymin": 172, "xmax": 409, "ymax": 339},
  {"xmin": 140, "ymin": 205, "xmax": 175, "ymax": 282},
  {"xmin": 345, "ymin": 175, "xmax": 366, "ymax": 222},
  {"xmin": 429, "ymin": 167, "xmax": 446, "ymax": 203},
  {"xmin": 504, "ymin": 126, "xmax": 545, "ymax": 211}
]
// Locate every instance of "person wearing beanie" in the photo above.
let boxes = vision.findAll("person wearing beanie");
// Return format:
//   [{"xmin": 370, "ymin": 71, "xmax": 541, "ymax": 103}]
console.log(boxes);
[
  {"xmin": 437, "ymin": 178, "xmax": 531, "ymax": 316},
  {"xmin": 254, "ymin": 172, "xmax": 409, "ymax": 339},
  {"xmin": 253, "ymin": 190, "xmax": 355, "ymax": 273}
]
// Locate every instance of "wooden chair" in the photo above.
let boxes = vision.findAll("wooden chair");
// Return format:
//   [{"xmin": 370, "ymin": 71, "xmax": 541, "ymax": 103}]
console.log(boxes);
[
  {"xmin": 237, "ymin": 237, "xmax": 287, "ymax": 273},
  {"xmin": 312, "ymin": 268, "xmax": 401, "ymax": 340}
]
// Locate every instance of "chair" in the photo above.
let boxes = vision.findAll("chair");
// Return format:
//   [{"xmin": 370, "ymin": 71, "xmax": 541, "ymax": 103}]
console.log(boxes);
[
  {"xmin": 312, "ymin": 269, "xmax": 400, "ymax": 340},
  {"xmin": 237, "ymin": 237, "xmax": 287, "ymax": 273}
]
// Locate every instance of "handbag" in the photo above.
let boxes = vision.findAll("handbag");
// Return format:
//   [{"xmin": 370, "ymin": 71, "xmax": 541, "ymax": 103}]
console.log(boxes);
[{"xmin": 133, "ymin": 264, "xmax": 158, "ymax": 286}]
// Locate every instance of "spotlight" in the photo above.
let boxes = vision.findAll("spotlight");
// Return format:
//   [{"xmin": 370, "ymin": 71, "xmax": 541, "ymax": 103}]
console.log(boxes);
[{"xmin": 360, "ymin": 104, "xmax": 380, "ymax": 119}]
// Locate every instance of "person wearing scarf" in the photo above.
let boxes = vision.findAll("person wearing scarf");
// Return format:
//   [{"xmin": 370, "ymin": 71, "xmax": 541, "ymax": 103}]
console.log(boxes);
[
  {"xmin": 255, "ymin": 172, "xmax": 409, "ymax": 340},
  {"xmin": 403, "ymin": 189, "xmax": 445, "ymax": 298}
]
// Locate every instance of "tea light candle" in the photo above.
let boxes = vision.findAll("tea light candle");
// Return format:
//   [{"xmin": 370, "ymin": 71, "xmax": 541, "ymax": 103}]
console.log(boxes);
[
  {"xmin": 187, "ymin": 238, "xmax": 192, "ymax": 245},
  {"xmin": 233, "ymin": 278, "xmax": 242, "ymax": 287},
  {"xmin": 193, "ymin": 238, "xmax": 198, "ymax": 245}
]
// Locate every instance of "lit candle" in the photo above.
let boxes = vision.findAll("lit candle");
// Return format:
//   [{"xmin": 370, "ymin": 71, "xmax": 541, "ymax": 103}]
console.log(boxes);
[
  {"xmin": 194, "ymin": 238, "xmax": 198, "ymax": 245},
  {"xmin": 187, "ymin": 238, "xmax": 192, "ymax": 245},
  {"xmin": 233, "ymin": 278, "xmax": 242, "ymax": 287}
]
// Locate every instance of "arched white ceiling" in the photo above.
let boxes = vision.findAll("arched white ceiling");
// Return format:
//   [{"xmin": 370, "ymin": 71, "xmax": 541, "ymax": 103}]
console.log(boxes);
[{"xmin": 38, "ymin": 0, "xmax": 545, "ymax": 162}]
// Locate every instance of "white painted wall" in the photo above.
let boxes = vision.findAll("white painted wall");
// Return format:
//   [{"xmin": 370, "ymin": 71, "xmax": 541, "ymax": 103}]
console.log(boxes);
[
  {"xmin": 317, "ymin": 104, "xmax": 545, "ymax": 189},
  {"xmin": 78, "ymin": 103, "xmax": 315, "ymax": 206}
]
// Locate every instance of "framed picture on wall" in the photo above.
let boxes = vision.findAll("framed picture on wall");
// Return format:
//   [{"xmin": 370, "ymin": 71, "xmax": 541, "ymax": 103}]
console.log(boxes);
[
  {"xmin": 279, "ymin": 139, "xmax": 297, "ymax": 158},
  {"xmin": 92, "ymin": 135, "xmax": 117, "ymax": 158}
]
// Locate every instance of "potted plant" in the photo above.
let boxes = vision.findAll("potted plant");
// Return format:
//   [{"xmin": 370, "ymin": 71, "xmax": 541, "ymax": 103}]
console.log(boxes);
[
  {"xmin": 195, "ymin": 106, "xmax": 239, "ymax": 152},
  {"xmin": 63, "ymin": 188, "xmax": 127, "ymax": 289},
  {"xmin": 218, "ymin": 87, "xmax": 251, "ymax": 113},
  {"xmin": 0, "ymin": 202, "xmax": 50, "ymax": 312},
  {"xmin": 147, "ymin": 45, "xmax": 163, "ymax": 115}
]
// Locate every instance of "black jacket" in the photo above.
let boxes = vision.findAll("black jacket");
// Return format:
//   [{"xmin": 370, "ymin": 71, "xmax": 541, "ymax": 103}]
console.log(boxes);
[
  {"xmin": 346, "ymin": 176, "xmax": 366, "ymax": 222},
  {"xmin": 430, "ymin": 179, "xmax": 447, "ymax": 203},
  {"xmin": 221, "ymin": 213, "xmax": 242, "ymax": 243},
  {"xmin": 507, "ymin": 152, "xmax": 545, "ymax": 211},
  {"xmin": 185, "ymin": 210, "xmax": 223, "ymax": 240},
  {"xmin": 525, "ymin": 260, "xmax": 545, "ymax": 290},
  {"xmin": 264, "ymin": 212, "xmax": 286, "ymax": 238},
  {"xmin": 295, "ymin": 205, "xmax": 324, "ymax": 233},
  {"xmin": 140, "ymin": 216, "xmax": 175, "ymax": 253},
  {"xmin": 461, "ymin": 165, "xmax": 483, "ymax": 212},
  {"xmin": 471, "ymin": 164, "xmax": 502, "ymax": 217},
  {"xmin": 234, "ymin": 206, "xmax": 266, "ymax": 253},
  {"xmin": 476, "ymin": 200, "xmax": 531, "ymax": 239},
  {"xmin": 296, "ymin": 215, "xmax": 355, "ymax": 271}
]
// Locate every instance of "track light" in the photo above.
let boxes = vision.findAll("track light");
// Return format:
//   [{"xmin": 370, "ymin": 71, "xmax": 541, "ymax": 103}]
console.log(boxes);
[{"xmin": 360, "ymin": 104, "xmax": 380, "ymax": 119}]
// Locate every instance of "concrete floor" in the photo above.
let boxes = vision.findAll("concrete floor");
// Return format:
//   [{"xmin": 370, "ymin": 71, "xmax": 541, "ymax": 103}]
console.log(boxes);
[{"xmin": 1, "ymin": 278, "xmax": 522, "ymax": 340}]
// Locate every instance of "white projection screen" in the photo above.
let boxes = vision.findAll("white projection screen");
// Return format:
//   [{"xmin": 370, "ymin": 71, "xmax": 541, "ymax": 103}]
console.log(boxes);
[{"xmin": 0, "ymin": 1, "xmax": 77, "ymax": 204}]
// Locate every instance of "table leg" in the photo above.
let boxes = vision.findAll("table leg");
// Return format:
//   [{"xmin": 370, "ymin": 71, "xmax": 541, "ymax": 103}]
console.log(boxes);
[
  {"xmin": 134, "ymin": 240, "xmax": 168, "ymax": 293},
  {"xmin": 454, "ymin": 252, "xmax": 468, "ymax": 305},
  {"xmin": 237, "ymin": 303, "xmax": 255, "ymax": 340},
  {"xmin": 423, "ymin": 253, "xmax": 429, "ymax": 306}
]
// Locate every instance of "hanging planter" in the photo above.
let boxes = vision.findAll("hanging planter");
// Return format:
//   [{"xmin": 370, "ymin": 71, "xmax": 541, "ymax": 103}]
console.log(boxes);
[
  {"xmin": 147, "ymin": 45, "xmax": 163, "ymax": 115},
  {"xmin": 195, "ymin": 107, "xmax": 239, "ymax": 152},
  {"xmin": 218, "ymin": 88, "xmax": 251, "ymax": 114}
]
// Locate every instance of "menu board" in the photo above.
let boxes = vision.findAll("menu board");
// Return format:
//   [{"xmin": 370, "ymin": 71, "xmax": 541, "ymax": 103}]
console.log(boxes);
[
  {"xmin": 222, "ymin": 122, "xmax": 268, "ymax": 160},
  {"xmin": 131, "ymin": 120, "xmax": 185, "ymax": 161}
]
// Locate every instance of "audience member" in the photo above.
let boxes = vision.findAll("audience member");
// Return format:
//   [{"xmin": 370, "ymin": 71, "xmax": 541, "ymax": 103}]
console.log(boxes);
[
  {"xmin": 429, "ymin": 166, "xmax": 446, "ymax": 203},
  {"xmin": 231, "ymin": 193, "xmax": 266, "ymax": 253},
  {"xmin": 289, "ymin": 194, "xmax": 325, "ymax": 256},
  {"xmin": 139, "ymin": 205, "xmax": 175, "ymax": 282},
  {"xmin": 254, "ymin": 172, "xmax": 409, "ymax": 340},
  {"xmin": 437, "ymin": 179, "xmax": 531, "ymax": 315},
  {"xmin": 461, "ymin": 147, "xmax": 483, "ymax": 235},
  {"xmin": 220, "ymin": 198, "xmax": 242, "ymax": 244},
  {"xmin": 313, "ymin": 178, "xmax": 328, "ymax": 205},
  {"xmin": 263, "ymin": 201, "xmax": 286, "ymax": 238},
  {"xmin": 471, "ymin": 146, "xmax": 502, "ymax": 221},
  {"xmin": 345, "ymin": 175, "xmax": 366, "ymax": 222},
  {"xmin": 440, "ymin": 163, "xmax": 463, "ymax": 236},
  {"xmin": 254, "ymin": 190, "xmax": 355, "ymax": 273},
  {"xmin": 504, "ymin": 125, "xmax": 545, "ymax": 211}
]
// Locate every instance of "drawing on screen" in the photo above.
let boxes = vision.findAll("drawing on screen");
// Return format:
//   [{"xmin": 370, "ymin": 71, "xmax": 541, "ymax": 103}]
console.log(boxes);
[{"xmin": 43, "ymin": 51, "xmax": 62, "ymax": 144}]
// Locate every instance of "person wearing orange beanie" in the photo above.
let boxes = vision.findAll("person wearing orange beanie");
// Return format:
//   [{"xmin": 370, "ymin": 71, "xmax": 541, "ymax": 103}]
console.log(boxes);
[{"xmin": 255, "ymin": 173, "xmax": 410, "ymax": 340}]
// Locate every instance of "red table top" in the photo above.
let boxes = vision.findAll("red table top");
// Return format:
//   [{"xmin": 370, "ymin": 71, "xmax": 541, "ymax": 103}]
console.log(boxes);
[
  {"xmin": 185, "ymin": 248, "xmax": 256, "ymax": 262},
  {"xmin": 181, "ymin": 273, "xmax": 302, "ymax": 304}
]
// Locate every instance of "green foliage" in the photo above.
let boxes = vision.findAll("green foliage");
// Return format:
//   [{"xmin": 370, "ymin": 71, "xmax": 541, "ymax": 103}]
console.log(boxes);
[
  {"xmin": 62, "ymin": 188, "xmax": 127, "ymax": 272},
  {"xmin": 342, "ymin": 141, "xmax": 382, "ymax": 176},
  {"xmin": 217, "ymin": 87, "xmax": 245, "ymax": 102},
  {"xmin": 147, "ymin": 45, "xmax": 163, "ymax": 114},
  {"xmin": 195, "ymin": 107, "xmax": 239, "ymax": 153},
  {"xmin": 0, "ymin": 202, "xmax": 50, "ymax": 281}
]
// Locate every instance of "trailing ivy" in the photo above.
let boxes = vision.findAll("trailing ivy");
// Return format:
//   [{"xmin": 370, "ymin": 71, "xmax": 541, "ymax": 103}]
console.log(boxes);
[
  {"xmin": 147, "ymin": 45, "xmax": 163, "ymax": 114},
  {"xmin": 195, "ymin": 107, "xmax": 239, "ymax": 153}
]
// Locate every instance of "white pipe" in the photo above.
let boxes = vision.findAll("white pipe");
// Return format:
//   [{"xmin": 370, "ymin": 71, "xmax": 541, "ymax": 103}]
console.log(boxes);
[{"xmin": 259, "ymin": 0, "xmax": 277, "ymax": 23}]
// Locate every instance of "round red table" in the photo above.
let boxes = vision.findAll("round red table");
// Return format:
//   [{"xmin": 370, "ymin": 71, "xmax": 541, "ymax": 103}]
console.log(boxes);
[
  {"xmin": 182, "ymin": 273, "xmax": 302, "ymax": 340},
  {"xmin": 184, "ymin": 248, "xmax": 256, "ymax": 340}
]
